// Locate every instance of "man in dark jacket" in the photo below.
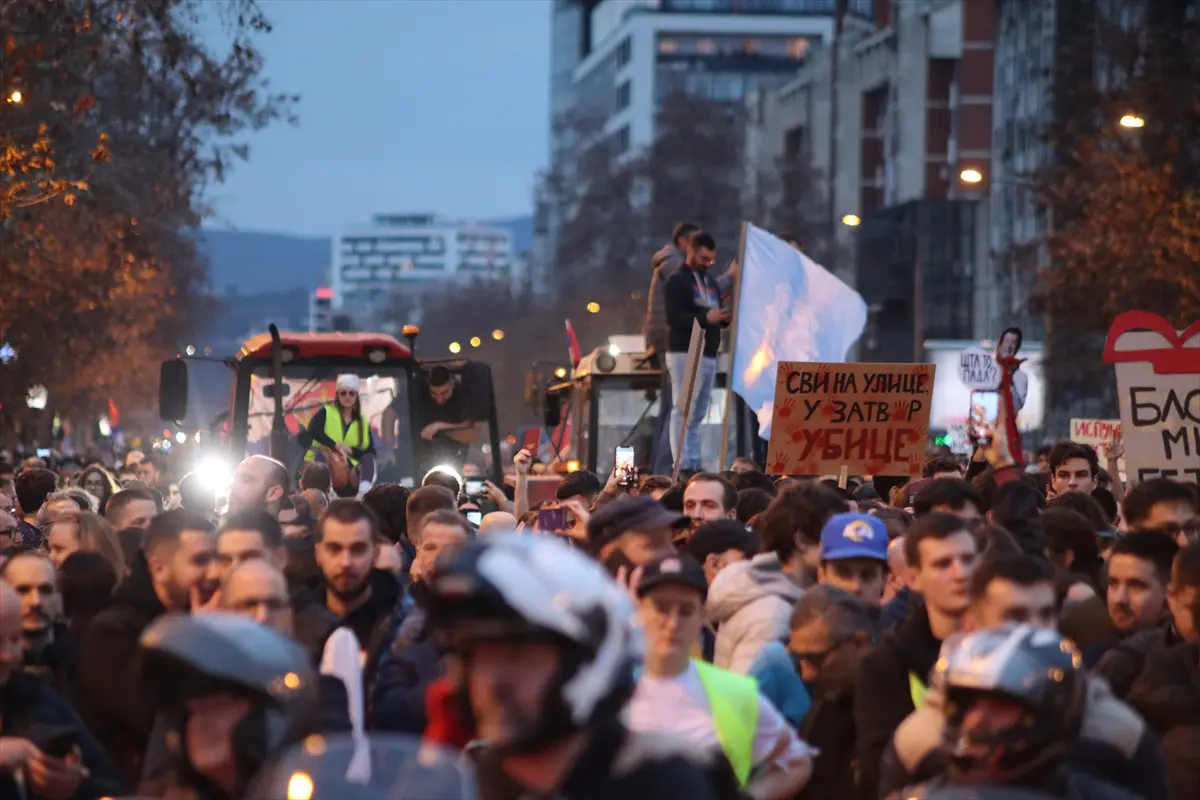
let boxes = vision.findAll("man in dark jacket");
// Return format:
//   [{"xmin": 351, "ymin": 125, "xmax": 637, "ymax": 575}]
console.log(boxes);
[
  {"xmin": 0, "ymin": 582, "xmax": 126, "ymax": 800},
  {"xmin": 1127, "ymin": 641, "xmax": 1200, "ymax": 800},
  {"xmin": 1082, "ymin": 533, "xmax": 1178, "ymax": 668},
  {"xmin": 369, "ymin": 508, "xmax": 472, "ymax": 732},
  {"xmin": 644, "ymin": 221, "xmax": 700, "ymax": 474},
  {"xmin": 854, "ymin": 513, "xmax": 978, "ymax": 796},
  {"xmin": 662, "ymin": 231, "xmax": 731, "ymax": 473},
  {"xmin": 313, "ymin": 500, "xmax": 403, "ymax": 690},
  {"xmin": 788, "ymin": 585, "xmax": 879, "ymax": 800},
  {"xmin": 75, "ymin": 508, "xmax": 216, "ymax": 785}
]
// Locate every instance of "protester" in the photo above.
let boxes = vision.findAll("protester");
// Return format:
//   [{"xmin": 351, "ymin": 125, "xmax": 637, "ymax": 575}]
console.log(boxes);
[
  {"xmin": 1, "ymin": 550, "xmax": 77, "ymax": 697},
  {"xmin": 76, "ymin": 508, "xmax": 216, "ymax": 783},
  {"xmin": 788, "ymin": 585, "xmax": 880, "ymax": 799},
  {"xmin": 817, "ymin": 512, "xmax": 889, "ymax": 605},
  {"xmin": 855, "ymin": 512, "xmax": 978, "ymax": 794},
  {"xmin": 681, "ymin": 472, "xmax": 738, "ymax": 539},
  {"xmin": 628, "ymin": 554, "xmax": 813, "ymax": 797},
  {"xmin": 0, "ymin": 581, "xmax": 126, "ymax": 799},
  {"xmin": 757, "ymin": 481, "xmax": 849, "ymax": 587},
  {"xmin": 1048, "ymin": 441, "xmax": 1100, "ymax": 496},
  {"xmin": 43, "ymin": 510, "xmax": 125, "ymax": 580},
  {"xmin": 104, "ymin": 487, "xmax": 159, "ymax": 531},
  {"xmin": 227, "ymin": 454, "xmax": 290, "ymax": 517},
  {"xmin": 427, "ymin": 535, "xmax": 735, "ymax": 797},
  {"xmin": 663, "ymin": 231, "xmax": 730, "ymax": 472},
  {"xmin": 313, "ymin": 499, "xmax": 401, "ymax": 686},
  {"xmin": 585, "ymin": 494, "xmax": 684, "ymax": 576},
  {"xmin": 57, "ymin": 550, "xmax": 117, "ymax": 643}
]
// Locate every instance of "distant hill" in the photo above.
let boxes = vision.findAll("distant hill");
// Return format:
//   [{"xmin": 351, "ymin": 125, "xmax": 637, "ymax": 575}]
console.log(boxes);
[{"xmin": 193, "ymin": 215, "xmax": 533, "ymax": 295}]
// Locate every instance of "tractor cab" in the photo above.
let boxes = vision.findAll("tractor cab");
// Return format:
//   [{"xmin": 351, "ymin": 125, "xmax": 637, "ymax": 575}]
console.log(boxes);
[
  {"xmin": 539, "ymin": 337, "xmax": 761, "ymax": 478},
  {"xmin": 159, "ymin": 328, "xmax": 502, "ymax": 488}
]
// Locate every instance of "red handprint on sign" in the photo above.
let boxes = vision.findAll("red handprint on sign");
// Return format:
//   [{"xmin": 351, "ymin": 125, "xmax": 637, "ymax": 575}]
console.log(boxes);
[
  {"xmin": 776, "ymin": 396, "xmax": 797, "ymax": 419},
  {"xmin": 890, "ymin": 400, "xmax": 909, "ymax": 421},
  {"xmin": 771, "ymin": 455, "xmax": 791, "ymax": 475},
  {"xmin": 907, "ymin": 453, "xmax": 923, "ymax": 475},
  {"xmin": 787, "ymin": 423, "xmax": 808, "ymax": 445}
]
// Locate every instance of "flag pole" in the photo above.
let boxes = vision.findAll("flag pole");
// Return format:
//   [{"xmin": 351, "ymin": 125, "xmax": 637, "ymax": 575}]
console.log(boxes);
[{"xmin": 718, "ymin": 221, "xmax": 750, "ymax": 470}]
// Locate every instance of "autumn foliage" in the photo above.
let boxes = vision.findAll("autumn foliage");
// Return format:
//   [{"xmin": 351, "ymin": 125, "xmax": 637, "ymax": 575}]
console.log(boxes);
[{"xmin": 0, "ymin": 0, "xmax": 294, "ymax": 441}]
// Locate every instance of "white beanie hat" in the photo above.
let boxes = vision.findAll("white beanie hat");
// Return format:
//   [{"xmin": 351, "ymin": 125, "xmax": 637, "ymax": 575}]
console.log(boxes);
[{"xmin": 336, "ymin": 374, "xmax": 361, "ymax": 392}]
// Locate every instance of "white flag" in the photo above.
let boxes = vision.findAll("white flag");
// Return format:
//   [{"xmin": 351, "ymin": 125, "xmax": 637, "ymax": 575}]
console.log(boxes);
[{"xmin": 732, "ymin": 224, "xmax": 867, "ymax": 436}]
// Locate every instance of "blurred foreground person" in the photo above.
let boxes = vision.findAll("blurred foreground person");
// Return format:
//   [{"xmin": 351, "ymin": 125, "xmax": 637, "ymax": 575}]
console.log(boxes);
[
  {"xmin": 891, "ymin": 625, "xmax": 1151, "ymax": 800},
  {"xmin": 138, "ymin": 612, "xmax": 316, "ymax": 800},
  {"xmin": 426, "ymin": 535, "xmax": 737, "ymax": 799}
]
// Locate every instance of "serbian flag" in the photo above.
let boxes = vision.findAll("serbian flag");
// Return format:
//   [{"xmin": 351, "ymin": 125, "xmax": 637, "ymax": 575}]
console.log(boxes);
[{"xmin": 565, "ymin": 319, "xmax": 583, "ymax": 367}]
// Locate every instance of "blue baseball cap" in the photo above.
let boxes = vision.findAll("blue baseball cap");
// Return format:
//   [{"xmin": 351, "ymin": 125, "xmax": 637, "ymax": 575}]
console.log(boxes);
[{"xmin": 820, "ymin": 513, "xmax": 887, "ymax": 562}]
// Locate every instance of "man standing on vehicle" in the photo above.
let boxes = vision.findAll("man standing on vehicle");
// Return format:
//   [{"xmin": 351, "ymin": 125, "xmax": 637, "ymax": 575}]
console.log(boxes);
[
  {"xmin": 403, "ymin": 366, "xmax": 477, "ymax": 478},
  {"xmin": 663, "ymin": 232, "xmax": 731, "ymax": 473}
]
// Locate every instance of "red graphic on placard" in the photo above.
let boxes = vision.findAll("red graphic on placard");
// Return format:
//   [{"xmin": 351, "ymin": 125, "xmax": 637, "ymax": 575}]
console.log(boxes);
[{"xmin": 1103, "ymin": 311, "xmax": 1200, "ymax": 375}]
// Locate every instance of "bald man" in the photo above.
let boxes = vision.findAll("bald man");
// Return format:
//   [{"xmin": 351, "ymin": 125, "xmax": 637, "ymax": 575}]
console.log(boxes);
[
  {"xmin": 217, "ymin": 559, "xmax": 351, "ymax": 735},
  {"xmin": 0, "ymin": 582, "xmax": 125, "ymax": 797},
  {"xmin": 227, "ymin": 455, "xmax": 290, "ymax": 518},
  {"xmin": 479, "ymin": 511, "xmax": 517, "ymax": 535},
  {"xmin": 221, "ymin": 558, "xmax": 294, "ymax": 636}
]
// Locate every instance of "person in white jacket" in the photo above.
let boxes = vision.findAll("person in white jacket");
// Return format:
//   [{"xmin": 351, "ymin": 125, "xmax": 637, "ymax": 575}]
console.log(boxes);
[{"xmin": 707, "ymin": 551, "xmax": 803, "ymax": 675}]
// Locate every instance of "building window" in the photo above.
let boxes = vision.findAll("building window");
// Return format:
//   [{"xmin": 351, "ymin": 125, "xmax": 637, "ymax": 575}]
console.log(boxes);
[
  {"xmin": 617, "ymin": 125, "xmax": 631, "ymax": 153},
  {"xmin": 696, "ymin": 38, "xmax": 715, "ymax": 54},
  {"xmin": 618, "ymin": 36, "xmax": 632, "ymax": 66},
  {"xmin": 617, "ymin": 81, "xmax": 631, "ymax": 110},
  {"xmin": 658, "ymin": 36, "xmax": 677, "ymax": 54}
]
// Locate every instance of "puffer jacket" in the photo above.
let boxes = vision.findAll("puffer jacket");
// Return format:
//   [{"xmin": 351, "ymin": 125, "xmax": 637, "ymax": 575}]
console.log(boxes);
[
  {"xmin": 706, "ymin": 552, "xmax": 802, "ymax": 675},
  {"xmin": 883, "ymin": 673, "xmax": 1170, "ymax": 800}
]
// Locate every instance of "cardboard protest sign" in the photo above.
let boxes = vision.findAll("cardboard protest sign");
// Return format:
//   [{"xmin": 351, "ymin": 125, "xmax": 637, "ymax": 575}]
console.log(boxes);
[
  {"xmin": 765, "ymin": 362, "xmax": 936, "ymax": 477},
  {"xmin": 1070, "ymin": 419, "xmax": 1122, "ymax": 449},
  {"xmin": 1102, "ymin": 311, "xmax": 1200, "ymax": 484},
  {"xmin": 958, "ymin": 347, "xmax": 1000, "ymax": 390}
]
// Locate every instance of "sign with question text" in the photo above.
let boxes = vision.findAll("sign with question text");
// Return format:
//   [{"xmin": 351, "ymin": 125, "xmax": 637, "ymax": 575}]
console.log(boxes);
[
  {"xmin": 958, "ymin": 347, "xmax": 1001, "ymax": 390},
  {"xmin": 1103, "ymin": 311, "xmax": 1200, "ymax": 484},
  {"xmin": 765, "ymin": 362, "xmax": 935, "ymax": 477}
]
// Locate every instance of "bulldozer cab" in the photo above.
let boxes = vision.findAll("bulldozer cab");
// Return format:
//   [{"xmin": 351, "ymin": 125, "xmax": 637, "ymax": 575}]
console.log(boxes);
[{"xmin": 540, "ymin": 341, "xmax": 760, "ymax": 478}]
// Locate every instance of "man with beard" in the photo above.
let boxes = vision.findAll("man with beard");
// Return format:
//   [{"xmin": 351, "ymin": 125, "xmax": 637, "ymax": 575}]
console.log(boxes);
[
  {"xmin": 226, "ymin": 454, "xmax": 290, "ymax": 518},
  {"xmin": 0, "ymin": 551, "xmax": 77, "ymax": 697},
  {"xmin": 75, "ymin": 508, "xmax": 216, "ymax": 785},
  {"xmin": 314, "ymin": 500, "xmax": 401, "ymax": 689}
]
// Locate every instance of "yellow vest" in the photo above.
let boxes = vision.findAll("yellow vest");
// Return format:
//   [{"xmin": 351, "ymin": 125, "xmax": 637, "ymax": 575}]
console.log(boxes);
[
  {"xmin": 693, "ymin": 659, "xmax": 759, "ymax": 787},
  {"xmin": 304, "ymin": 404, "xmax": 368, "ymax": 466},
  {"xmin": 909, "ymin": 671, "xmax": 927, "ymax": 709}
]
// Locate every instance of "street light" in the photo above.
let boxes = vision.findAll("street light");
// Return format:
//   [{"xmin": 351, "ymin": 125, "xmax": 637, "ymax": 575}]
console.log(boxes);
[
  {"xmin": 554, "ymin": 367, "xmax": 568, "ymax": 378},
  {"xmin": 448, "ymin": 341, "xmax": 461, "ymax": 354},
  {"xmin": 1119, "ymin": 114, "xmax": 1145, "ymax": 129},
  {"xmin": 841, "ymin": 214, "xmax": 861, "ymax": 227},
  {"xmin": 6, "ymin": 89, "xmax": 22, "ymax": 104},
  {"xmin": 959, "ymin": 168, "xmax": 983, "ymax": 184},
  {"xmin": 469, "ymin": 336, "xmax": 481, "ymax": 348},
  {"xmin": 586, "ymin": 302, "xmax": 600, "ymax": 313},
  {"xmin": 491, "ymin": 329, "xmax": 504, "ymax": 341}
]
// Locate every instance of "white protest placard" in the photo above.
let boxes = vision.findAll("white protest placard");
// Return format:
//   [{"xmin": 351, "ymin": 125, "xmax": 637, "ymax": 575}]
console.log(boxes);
[
  {"xmin": 1070, "ymin": 418, "xmax": 1123, "ymax": 449},
  {"xmin": 958, "ymin": 347, "xmax": 1001, "ymax": 390},
  {"xmin": 1102, "ymin": 311, "xmax": 1200, "ymax": 484}
]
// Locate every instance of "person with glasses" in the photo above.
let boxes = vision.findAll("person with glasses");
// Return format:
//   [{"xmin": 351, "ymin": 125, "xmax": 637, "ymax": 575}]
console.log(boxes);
[
  {"xmin": 786, "ymin": 585, "xmax": 879, "ymax": 800},
  {"xmin": 301, "ymin": 374, "xmax": 377, "ymax": 498}
]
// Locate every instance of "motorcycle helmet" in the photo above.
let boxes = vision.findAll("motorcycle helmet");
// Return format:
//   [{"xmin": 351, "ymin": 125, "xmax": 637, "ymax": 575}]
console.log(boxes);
[
  {"xmin": 424, "ymin": 534, "xmax": 642, "ymax": 754},
  {"xmin": 140, "ymin": 612, "xmax": 318, "ymax": 798},
  {"xmin": 938, "ymin": 624, "xmax": 1086, "ymax": 785}
]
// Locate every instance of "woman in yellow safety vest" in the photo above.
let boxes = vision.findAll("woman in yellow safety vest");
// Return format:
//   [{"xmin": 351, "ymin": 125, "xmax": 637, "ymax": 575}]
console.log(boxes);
[{"xmin": 302, "ymin": 374, "xmax": 376, "ymax": 496}]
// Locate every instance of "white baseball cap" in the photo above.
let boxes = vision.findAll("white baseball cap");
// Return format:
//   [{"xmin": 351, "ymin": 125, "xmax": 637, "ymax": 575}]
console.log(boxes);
[{"xmin": 335, "ymin": 374, "xmax": 361, "ymax": 392}]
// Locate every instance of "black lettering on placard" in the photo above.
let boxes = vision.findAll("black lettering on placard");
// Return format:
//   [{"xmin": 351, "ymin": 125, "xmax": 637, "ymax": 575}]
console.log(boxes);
[
  {"xmin": 1130, "ymin": 387, "xmax": 1200, "ymax": 427},
  {"xmin": 829, "ymin": 400, "xmax": 894, "ymax": 424},
  {"xmin": 832, "ymin": 371, "xmax": 857, "ymax": 393},
  {"xmin": 802, "ymin": 399, "xmax": 821, "ymax": 421},
  {"xmin": 1138, "ymin": 466, "xmax": 1200, "ymax": 483},
  {"xmin": 787, "ymin": 370, "xmax": 830, "ymax": 394},
  {"xmin": 1162, "ymin": 426, "xmax": 1200, "ymax": 459},
  {"xmin": 860, "ymin": 372, "xmax": 930, "ymax": 395}
]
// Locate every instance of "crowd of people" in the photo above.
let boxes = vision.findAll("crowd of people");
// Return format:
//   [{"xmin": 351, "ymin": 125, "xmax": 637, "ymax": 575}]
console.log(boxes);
[{"xmin": 1, "ymin": 423, "xmax": 1198, "ymax": 799}]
